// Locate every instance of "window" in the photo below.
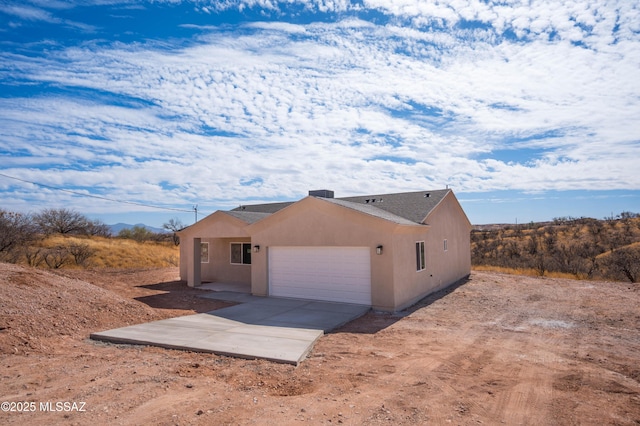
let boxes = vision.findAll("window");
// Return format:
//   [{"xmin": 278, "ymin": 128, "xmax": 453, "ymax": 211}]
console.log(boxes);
[
  {"xmin": 443, "ymin": 239, "xmax": 448, "ymax": 252},
  {"xmin": 230, "ymin": 243, "xmax": 252, "ymax": 265},
  {"xmin": 416, "ymin": 241, "xmax": 425, "ymax": 271},
  {"xmin": 200, "ymin": 242, "xmax": 209, "ymax": 263}
]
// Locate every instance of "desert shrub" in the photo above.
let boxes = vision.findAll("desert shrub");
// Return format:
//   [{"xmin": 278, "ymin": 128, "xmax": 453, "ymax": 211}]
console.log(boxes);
[
  {"xmin": 0, "ymin": 209, "xmax": 37, "ymax": 263},
  {"xmin": 118, "ymin": 225, "xmax": 155, "ymax": 242},
  {"xmin": 600, "ymin": 245, "xmax": 640, "ymax": 283},
  {"xmin": 42, "ymin": 246, "xmax": 71, "ymax": 269},
  {"xmin": 23, "ymin": 247, "xmax": 45, "ymax": 267},
  {"xmin": 471, "ymin": 215, "xmax": 640, "ymax": 282},
  {"xmin": 68, "ymin": 242, "xmax": 96, "ymax": 267}
]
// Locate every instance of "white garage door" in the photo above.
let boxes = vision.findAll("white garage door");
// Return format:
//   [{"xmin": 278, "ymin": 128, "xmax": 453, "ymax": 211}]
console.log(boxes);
[{"xmin": 269, "ymin": 246, "xmax": 371, "ymax": 305}]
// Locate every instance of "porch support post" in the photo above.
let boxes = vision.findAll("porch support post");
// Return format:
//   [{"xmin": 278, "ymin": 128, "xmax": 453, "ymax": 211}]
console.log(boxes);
[{"xmin": 190, "ymin": 238, "xmax": 202, "ymax": 288}]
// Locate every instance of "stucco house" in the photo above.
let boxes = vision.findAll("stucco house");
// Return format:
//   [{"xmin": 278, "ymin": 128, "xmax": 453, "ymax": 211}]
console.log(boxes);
[{"xmin": 177, "ymin": 189, "xmax": 471, "ymax": 312}]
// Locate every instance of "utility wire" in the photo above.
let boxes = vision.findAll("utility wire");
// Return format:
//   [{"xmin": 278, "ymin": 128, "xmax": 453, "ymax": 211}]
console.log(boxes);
[{"xmin": 0, "ymin": 171, "xmax": 194, "ymax": 213}]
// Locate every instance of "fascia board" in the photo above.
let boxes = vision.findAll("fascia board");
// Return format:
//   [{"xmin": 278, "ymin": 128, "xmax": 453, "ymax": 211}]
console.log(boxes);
[
  {"xmin": 422, "ymin": 190, "xmax": 472, "ymax": 228},
  {"xmin": 177, "ymin": 210, "xmax": 250, "ymax": 236}
]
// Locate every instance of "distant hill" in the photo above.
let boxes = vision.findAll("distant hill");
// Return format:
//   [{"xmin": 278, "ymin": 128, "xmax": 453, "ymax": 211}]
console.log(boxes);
[
  {"xmin": 471, "ymin": 216, "xmax": 640, "ymax": 282},
  {"xmin": 109, "ymin": 223, "xmax": 166, "ymax": 235}
]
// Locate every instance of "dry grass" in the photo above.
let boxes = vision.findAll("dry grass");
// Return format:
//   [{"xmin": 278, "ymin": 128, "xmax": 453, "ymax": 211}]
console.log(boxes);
[
  {"xmin": 37, "ymin": 235, "xmax": 179, "ymax": 269},
  {"xmin": 472, "ymin": 265, "xmax": 585, "ymax": 280}
]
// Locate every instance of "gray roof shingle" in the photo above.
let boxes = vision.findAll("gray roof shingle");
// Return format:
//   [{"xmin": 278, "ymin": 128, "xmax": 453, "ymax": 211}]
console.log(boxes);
[
  {"xmin": 229, "ymin": 189, "xmax": 450, "ymax": 225},
  {"xmin": 338, "ymin": 189, "xmax": 450, "ymax": 224},
  {"xmin": 320, "ymin": 198, "xmax": 419, "ymax": 225},
  {"xmin": 231, "ymin": 201, "xmax": 294, "ymax": 214},
  {"xmin": 223, "ymin": 211, "xmax": 273, "ymax": 224}
]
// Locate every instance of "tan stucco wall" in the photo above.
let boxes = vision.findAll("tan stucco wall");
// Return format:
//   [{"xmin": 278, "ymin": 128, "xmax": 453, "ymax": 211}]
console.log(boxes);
[
  {"xmin": 199, "ymin": 237, "xmax": 251, "ymax": 284},
  {"xmin": 390, "ymin": 227, "xmax": 432, "ymax": 310},
  {"xmin": 392, "ymin": 191, "xmax": 472, "ymax": 310},
  {"xmin": 179, "ymin": 242, "xmax": 188, "ymax": 282},
  {"xmin": 177, "ymin": 212, "xmax": 250, "ymax": 286},
  {"xmin": 248, "ymin": 197, "xmax": 402, "ymax": 310}
]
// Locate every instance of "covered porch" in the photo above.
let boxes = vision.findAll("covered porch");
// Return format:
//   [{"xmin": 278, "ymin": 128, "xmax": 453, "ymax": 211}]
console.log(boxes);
[
  {"xmin": 188, "ymin": 237, "xmax": 252, "ymax": 288},
  {"xmin": 178, "ymin": 210, "xmax": 269, "ymax": 288}
]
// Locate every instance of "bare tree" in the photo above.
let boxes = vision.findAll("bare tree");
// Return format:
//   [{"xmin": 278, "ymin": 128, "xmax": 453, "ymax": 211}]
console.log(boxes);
[
  {"xmin": 86, "ymin": 219, "xmax": 112, "ymax": 237},
  {"xmin": 604, "ymin": 246, "xmax": 640, "ymax": 283},
  {"xmin": 533, "ymin": 254, "xmax": 547, "ymax": 276},
  {"xmin": 575, "ymin": 242, "xmax": 603, "ymax": 278},
  {"xmin": 24, "ymin": 247, "xmax": 45, "ymax": 267},
  {"xmin": 163, "ymin": 217, "xmax": 185, "ymax": 246},
  {"xmin": 620, "ymin": 211, "xmax": 640, "ymax": 219},
  {"xmin": 34, "ymin": 208, "xmax": 90, "ymax": 235},
  {"xmin": 527, "ymin": 233, "xmax": 539, "ymax": 255},
  {"xmin": 0, "ymin": 209, "xmax": 37, "ymax": 262}
]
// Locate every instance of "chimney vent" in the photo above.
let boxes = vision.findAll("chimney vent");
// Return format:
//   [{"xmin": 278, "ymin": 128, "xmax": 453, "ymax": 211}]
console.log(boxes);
[{"xmin": 309, "ymin": 189, "xmax": 334, "ymax": 198}]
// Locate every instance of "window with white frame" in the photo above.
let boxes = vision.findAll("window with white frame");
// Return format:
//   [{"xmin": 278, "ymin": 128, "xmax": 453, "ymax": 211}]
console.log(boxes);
[
  {"xmin": 200, "ymin": 242, "xmax": 209, "ymax": 263},
  {"xmin": 230, "ymin": 242, "xmax": 252, "ymax": 265},
  {"xmin": 443, "ymin": 239, "xmax": 448, "ymax": 252},
  {"xmin": 416, "ymin": 241, "xmax": 425, "ymax": 271}
]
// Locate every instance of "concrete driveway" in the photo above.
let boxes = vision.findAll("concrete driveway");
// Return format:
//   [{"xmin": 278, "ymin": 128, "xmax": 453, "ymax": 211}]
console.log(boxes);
[{"xmin": 90, "ymin": 291, "xmax": 369, "ymax": 365}]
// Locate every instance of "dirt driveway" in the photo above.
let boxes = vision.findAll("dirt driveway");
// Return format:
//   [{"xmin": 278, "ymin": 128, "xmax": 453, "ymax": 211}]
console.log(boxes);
[{"xmin": 1, "ymin": 265, "xmax": 639, "ymax": 425}]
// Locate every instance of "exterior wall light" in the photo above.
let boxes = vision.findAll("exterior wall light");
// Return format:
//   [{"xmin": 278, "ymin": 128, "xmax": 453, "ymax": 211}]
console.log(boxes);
[
  {"xmin": 253, "ymin": 245, "xmax": 260, "ymax": 253},
  {"xmin": 376, "ymin": 245, "xmax": 383, "ymax": 255}
]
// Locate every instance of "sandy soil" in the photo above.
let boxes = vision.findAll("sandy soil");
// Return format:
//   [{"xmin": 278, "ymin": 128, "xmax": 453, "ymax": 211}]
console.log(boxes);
[{"xmin": 1, "ymin": 263, "xmax": 639, "ymax": 425}]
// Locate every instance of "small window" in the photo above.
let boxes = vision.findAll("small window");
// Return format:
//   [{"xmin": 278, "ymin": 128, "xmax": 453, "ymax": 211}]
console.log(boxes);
[
  {"xmin": 443, "ymin": 239, "xmax": 448, "ymax": 252},
  {"xmin": 416, "ymin": 241, "xmax": 425, "ymax": 271},
  {"xmin": 230, "ymin": 243, "xmax": 252, "ymax": 265},
  {"xmin": 200, "ymin": 242, "xmax": 209, "ymax": 263}
]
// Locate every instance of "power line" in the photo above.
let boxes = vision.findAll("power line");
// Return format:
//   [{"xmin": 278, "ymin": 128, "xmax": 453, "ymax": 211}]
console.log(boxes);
[{"xmin": 0, "ymin": 171, "xmax": 195, "ymax": 214}]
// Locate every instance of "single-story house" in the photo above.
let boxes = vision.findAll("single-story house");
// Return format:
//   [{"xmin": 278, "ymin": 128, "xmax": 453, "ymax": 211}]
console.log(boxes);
[{"xmin": 177, "ymin": 189, "xmax": 471, "ymax": 312}]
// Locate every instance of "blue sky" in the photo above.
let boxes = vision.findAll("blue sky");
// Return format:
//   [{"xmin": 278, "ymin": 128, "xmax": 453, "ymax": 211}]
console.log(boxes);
[{"xmin": 1, "ymin": 0, "xmax": 638, "ymax": 227}]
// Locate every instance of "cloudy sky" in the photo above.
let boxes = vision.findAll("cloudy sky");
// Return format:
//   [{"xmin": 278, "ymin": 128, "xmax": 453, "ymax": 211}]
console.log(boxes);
[{"xmin": 1, "ymin": 0, "xmax": 638, "ymax": 227}]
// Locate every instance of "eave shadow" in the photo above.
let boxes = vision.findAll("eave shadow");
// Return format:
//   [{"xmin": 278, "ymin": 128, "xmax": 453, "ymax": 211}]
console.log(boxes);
[
  {"xmin": 133, "ymin": 280, "xmax": 236, "ymax": 313},
  {"xmin": 332, "ymin": 275, "xmax": 471, "ymax": 335}
]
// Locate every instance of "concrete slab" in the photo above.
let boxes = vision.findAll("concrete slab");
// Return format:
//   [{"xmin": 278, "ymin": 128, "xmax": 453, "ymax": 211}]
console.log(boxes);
[
  {"xmin": 91, "ymin": 313, "xmax": 323, "ymax": 364},
  {"xmin": 211, "ymin": 303, "xmax": 296, "ymax": 323},
  {"xmin": 198, "ymin": 291, "xmax": 256, "ymax": 303},
  {"xmin": 91, "ymin": 294, "xmax": 369, "ymax": 365}
]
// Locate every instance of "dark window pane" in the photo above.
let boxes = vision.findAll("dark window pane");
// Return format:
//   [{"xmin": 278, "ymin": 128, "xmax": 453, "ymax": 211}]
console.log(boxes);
[
  {"xmin": 243, "ymin": 243, "xmax": 252, "ymax": 264},
  {"xmin": 230, "ymin": 243, "xmax": 242, "ymax": 264}
]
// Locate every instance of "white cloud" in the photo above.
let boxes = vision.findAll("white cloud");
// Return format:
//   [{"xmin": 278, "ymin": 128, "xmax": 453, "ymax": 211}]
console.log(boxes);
[
  {"xmin": 0, "ymin": 4, "xmax": 59, "ymax": 22},
  {"xmin": 207, "ymin": 0, "xmax": 352, "ymax": 13},
  {"xmin": 0, "ymin": 2, "xmax": 97, "ymax": 31},
  {"xmin": 246, "ymin": 21, "xmax": 308, "ymax": 33},
  {"xmin": 1, "ymin": 1, "xmax": 638, "ymax": 216}
]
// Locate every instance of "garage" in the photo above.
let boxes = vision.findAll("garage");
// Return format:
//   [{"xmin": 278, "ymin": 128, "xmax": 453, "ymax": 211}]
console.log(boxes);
[{"xmin": 268, "ymin": 246, "xmax": 372, "ymax": 305}]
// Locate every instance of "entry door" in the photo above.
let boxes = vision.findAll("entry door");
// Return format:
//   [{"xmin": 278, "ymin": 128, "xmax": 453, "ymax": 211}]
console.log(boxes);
[{"xmin": 269, "ymin": 246, "xmax": 371, "ymax": 305}]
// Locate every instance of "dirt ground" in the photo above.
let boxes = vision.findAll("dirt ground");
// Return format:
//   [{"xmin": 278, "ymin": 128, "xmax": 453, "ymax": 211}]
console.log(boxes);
[{"xmin": 1, "ymin": 263, "xmax": 639, "ymax": 425}]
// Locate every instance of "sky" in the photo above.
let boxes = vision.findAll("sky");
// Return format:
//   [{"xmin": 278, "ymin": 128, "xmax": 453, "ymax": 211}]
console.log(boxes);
[{"xmin": 1, "ymin": 0, "xmax": 639, "ymax": 228}]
